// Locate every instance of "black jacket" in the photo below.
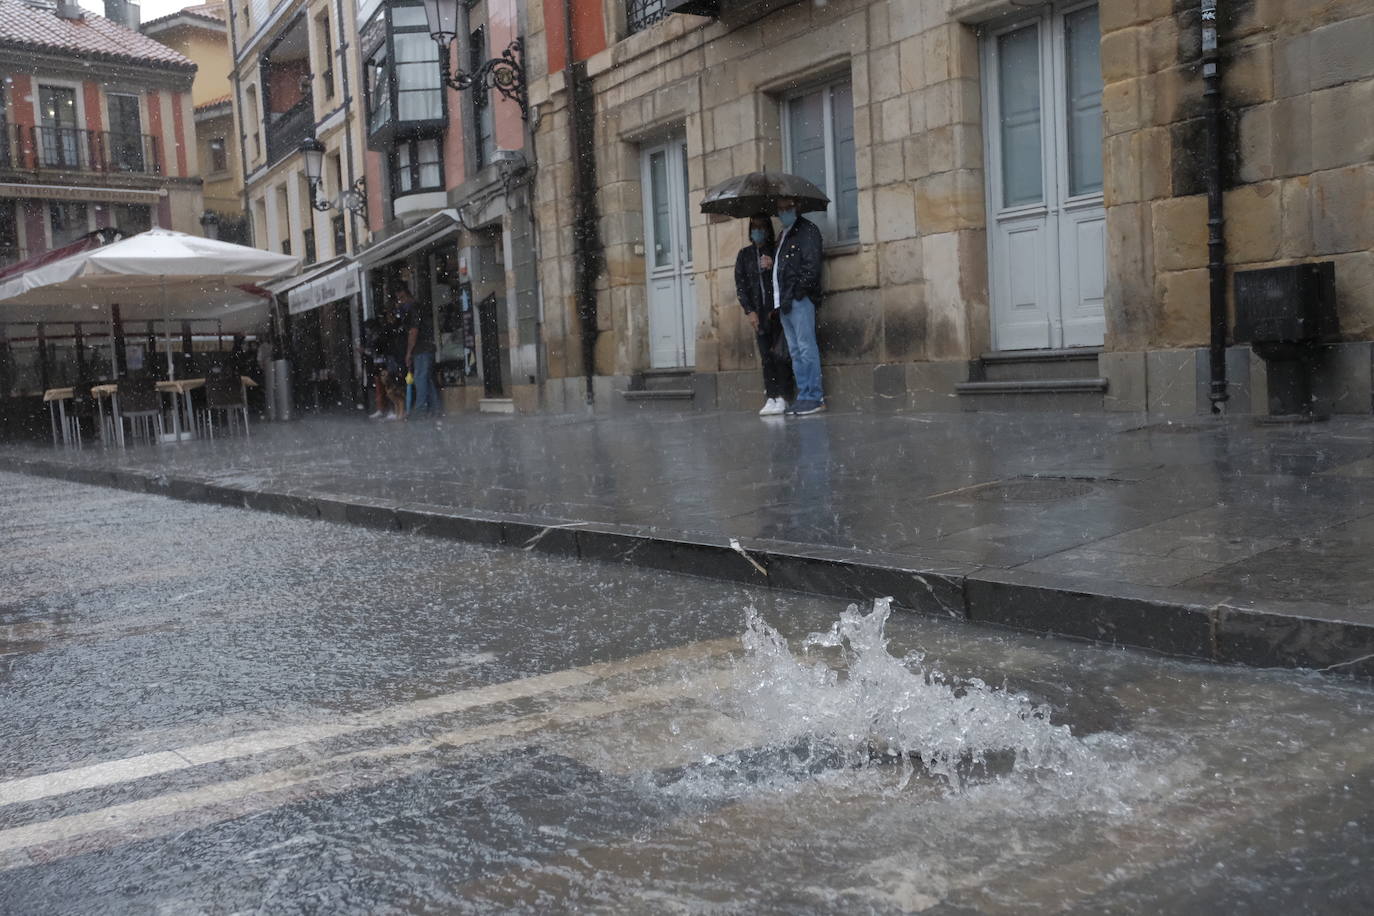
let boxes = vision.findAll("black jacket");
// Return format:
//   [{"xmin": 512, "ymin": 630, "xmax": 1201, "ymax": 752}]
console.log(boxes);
[
  {"xmin": 773, "ymin": 215, "xmax": 824, "ymax": 312},
  {"xmin": 734, "ymin": 244, "xmax": 774, "ymax": 316}
]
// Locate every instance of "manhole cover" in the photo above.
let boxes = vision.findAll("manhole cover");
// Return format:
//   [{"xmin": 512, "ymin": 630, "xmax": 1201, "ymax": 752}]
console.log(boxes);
[{"xmin": 973, "ymin": 479, "xmax": 1096, "ymax": 503}]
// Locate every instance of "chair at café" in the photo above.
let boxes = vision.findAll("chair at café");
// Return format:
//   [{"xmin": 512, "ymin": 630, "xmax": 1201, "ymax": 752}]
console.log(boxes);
[
  {"xmin": 62, "ymin": 382, "xmax": 96, "ymax": 448},
  {"xmin": 118, "ymin": 375, "xmax": 165, "ymax": 445},
  {"xmin": 200, "ymin": 364, "xmax": 251, "ymax": 439}
]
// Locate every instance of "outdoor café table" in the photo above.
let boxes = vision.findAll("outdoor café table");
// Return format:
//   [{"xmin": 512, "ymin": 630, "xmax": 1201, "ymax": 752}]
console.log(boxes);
[
  {"xmin": 156, "ymin": 377, "xmax": 259, "ymax": 441},
  {"xmin": 90, "ymin": 383, "xmax": 124, "ymax": 448},
  {"xmin": 42, "ymin": 387, "xmax": 75, "ymax": 447}
]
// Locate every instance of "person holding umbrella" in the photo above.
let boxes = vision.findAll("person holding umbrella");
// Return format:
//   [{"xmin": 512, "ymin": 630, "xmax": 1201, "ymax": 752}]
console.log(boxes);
[
  {"xmin": 735, "ymin": 214, "xmax": 793, "ymax": 416},
  {"xmin": 770, "ymin": 196, "xmax": 826, "ymax": 415},
  {"xmin": 700, "ymin": 171, "xmax": 829, "ymax": 417}
]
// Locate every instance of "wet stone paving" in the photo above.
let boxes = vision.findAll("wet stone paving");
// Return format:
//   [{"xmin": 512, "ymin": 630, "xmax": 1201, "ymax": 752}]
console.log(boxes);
[{"xmin": 4, "ymin": 470, "xmax": 1374, "ymax": 913}]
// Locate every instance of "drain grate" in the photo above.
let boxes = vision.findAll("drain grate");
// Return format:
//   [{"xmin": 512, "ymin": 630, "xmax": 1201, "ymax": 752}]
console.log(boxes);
[{"xmin": 972, "ymin": 478, "xmax": 1096, "ymax": 503}]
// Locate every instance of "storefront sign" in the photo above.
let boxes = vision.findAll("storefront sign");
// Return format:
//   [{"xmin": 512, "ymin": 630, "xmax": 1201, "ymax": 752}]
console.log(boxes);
[
  {"xmin": 287, "ymin": 264, "xmax": 361, "ymax": 314},
  {"xmin": 0, "ymin": 183, "xmax": 163, "ymax": 204}
]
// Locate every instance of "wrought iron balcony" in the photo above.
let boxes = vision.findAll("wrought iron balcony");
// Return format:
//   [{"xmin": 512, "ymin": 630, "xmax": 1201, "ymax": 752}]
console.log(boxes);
[
  {"xmin": 264, "ymin": 96, "xmax": 315, "ymax": 167},
  {"xmin": 1, "ymin": 124, "xmax": 162, "ymax": 175}
]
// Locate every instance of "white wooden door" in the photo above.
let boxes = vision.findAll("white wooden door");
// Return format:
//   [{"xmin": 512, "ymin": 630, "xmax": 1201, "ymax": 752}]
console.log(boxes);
[
  {"xmin": 642, "ymin": 138, "xmax": 695, "ymax": 369},
  {"xmin": 984, "ymin": 3, "xmax": 1105, "ymax": 351}
]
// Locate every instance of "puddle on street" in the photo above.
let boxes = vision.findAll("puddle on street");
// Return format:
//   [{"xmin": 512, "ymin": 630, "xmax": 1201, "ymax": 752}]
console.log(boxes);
[{"xmin": 4, "ymin": 472, "xmax": 1374, "ymax": 914}]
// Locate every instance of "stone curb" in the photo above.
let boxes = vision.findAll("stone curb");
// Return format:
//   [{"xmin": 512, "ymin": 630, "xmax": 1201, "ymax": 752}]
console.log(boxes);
[{"xmin": 4, "ymin": 454, "xmax": 1371, "ymax": 678}]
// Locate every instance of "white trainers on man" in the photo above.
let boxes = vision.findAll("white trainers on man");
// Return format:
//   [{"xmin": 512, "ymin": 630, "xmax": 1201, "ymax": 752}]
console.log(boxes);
[
  {"xmin": 759, "ymin": 397, "xmax": 787, "ymax": 416},
  {"xmin": 368, "ymin": 410, "xmax": 384, "ymax": 419}
]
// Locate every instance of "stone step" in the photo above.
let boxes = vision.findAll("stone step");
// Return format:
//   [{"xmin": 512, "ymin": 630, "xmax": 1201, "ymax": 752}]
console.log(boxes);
[
  {"xmin": 976, "ymin": 348, "xmax": 1102, "ymax": 382},
  {"xmin": 955, "ymin": 378, "xmax": 1108, "ymax": 413},
  {"xmin": 621, "ymin": 389, "xmax": 694, "ymax": 402},
  {"xmin": 630, "ymin": 368, "xmax": 695, "ymax": 392},
  {"xmin": 478, "ymin": 398, "xmax": 516, "ymax": 414}
]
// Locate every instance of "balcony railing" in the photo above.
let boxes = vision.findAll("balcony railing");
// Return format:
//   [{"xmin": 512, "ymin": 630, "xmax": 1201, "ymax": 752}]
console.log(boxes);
[
  {"xmin": 265, "ymin": 96, "xmax": 315, "ymax": 167},
  {"xmin": 0, "ymin": 124, "xmax": 162, "ymax": 175},
  {"xmin": 627, "ymin": 0, "xmax": 669, "ymax": 34}
]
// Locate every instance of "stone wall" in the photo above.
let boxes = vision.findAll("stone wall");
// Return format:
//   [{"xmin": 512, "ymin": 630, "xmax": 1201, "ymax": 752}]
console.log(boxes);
[
  {"xmin": 1102, "ymin": 0, "xmax": 1374, "ymax": 353},
  {"xmin": 528, "ymin": 0, "xmax": 991, "ymax": 406},
  {"xmin": 527, "ymin": 0, "xmax": 1374, "ymax": 414}
]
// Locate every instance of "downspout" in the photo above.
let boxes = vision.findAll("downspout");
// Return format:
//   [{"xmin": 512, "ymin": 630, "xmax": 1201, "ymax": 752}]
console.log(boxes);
[
  {"xmin": 1202, "ymin": 0, "xmax": 1229, "ymax": 413},
  {"xmin": 331, "ymin": 0, "xmax": 365, "ymax": 398},
  {"xmin": 562, "ymin": 0, "xmax": 602, "ymax": 404},
  {"xmin": 227, "ymin": 5, "xmax": 252, "ymax": 239}
]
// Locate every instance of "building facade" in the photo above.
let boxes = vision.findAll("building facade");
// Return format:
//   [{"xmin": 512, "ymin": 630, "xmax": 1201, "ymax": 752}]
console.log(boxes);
[
  {"xmin": 141, "ymin": 0, "xmax": 249, "ymax": 243},
  {"xmin": 355, "ymin": 0, "xmax": 538, "ymax": 413},
  {"xmin": 0, "ymin": 0, "xmax": 204, "ymax": 399},
  {"xmin": 524, "ymin": 0, "xmax": 1374, "ymax": 416},
  {"xmin": 227, "ymin": 0, "xmax": 370, "ymax": 409},
  {"xmin": 0, "ymin": 0, "xmax": 203, "ymax": 268}
]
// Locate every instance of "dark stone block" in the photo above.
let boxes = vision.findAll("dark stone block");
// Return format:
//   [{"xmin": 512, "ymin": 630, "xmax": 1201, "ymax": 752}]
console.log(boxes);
[
  {"xmin": 1215, "ymin": 601, "xmax": 1374, "ymax": 677},
  {"xmin": 342, "ymin": 500, "xmax": 400, "ymax": 531},
  {"xmin": 762, "ymin": 547, "xmax": 969, "ymax": 619},
  {"xmin": 394, "ymin": 507, "xmax": 504, "ymax": 545},
  {"xmin": 313, "ymin": 497, "xmax": 351, "ymax": 524},
  {"xmin": 200, "ymin": 484, "xmax": 247, "ymax": 508},
  {"xmin": 578, "ymin": 524, "xmax": 765, "ymax": 584},
  {"xmin": 965, "ymin": 569, "xmax": 1215, "ymax": 660},
  {"xmin": 166, "ymin": 478, "xmax": 209, "ymax": 502},
  {"xmin": 114, "ymin": 471, "xmax": 151, "ymax": 493},
  {"xmin": 574, "ymin": 524, "xmax": 657, "ymax": 564},
  {"xmin": 500, "ymin": 518, "xmax": 581, "ymax": 557}
]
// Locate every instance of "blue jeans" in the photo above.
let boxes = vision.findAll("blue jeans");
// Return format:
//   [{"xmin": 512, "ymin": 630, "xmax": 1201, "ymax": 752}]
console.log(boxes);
[
  {"xmin": 779, "ymin": 297, "xmax": 823, "ymax": 402},
  {"xmin": 411, "ymin": 350, "xmax": 442, "ymax": 414}
]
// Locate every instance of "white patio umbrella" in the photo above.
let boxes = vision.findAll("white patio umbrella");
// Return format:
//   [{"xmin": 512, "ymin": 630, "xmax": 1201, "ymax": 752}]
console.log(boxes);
[{"xmin": 0, "ymin": 229, "xmax": 300, "ymax": 378}]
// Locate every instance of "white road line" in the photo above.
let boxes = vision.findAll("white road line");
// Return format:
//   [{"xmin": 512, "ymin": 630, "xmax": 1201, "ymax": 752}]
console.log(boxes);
[
  {"xmin": 0, "ymin": 638, "xmax": 736, "ymax": 808},
  {"xmin": 0, "ymin": 669, "xmax": 732, "ymax": 866}
]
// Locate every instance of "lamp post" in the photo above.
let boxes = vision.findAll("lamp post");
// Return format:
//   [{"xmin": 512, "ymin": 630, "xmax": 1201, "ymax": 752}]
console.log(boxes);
[
  {"xmin": 419, "ymin": 0, "xmax": 530, "ymax": 121},
  {"xmin": 199, "ymin": 209, "xmax": 220, "ymax": 240},
  {"xmin": 299, "ymin": 137, "xmax": 367, "ymax": 217}
]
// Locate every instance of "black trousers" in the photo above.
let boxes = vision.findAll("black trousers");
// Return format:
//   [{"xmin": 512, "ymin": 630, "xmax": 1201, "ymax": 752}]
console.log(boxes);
[{"xmin": 755, "ymin": 311, "xmax": 795, "ymax": 400}]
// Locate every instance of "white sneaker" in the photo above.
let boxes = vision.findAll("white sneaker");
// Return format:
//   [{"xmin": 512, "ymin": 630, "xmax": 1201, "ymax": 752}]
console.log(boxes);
[
  {"xmin": 368, "ymin": 410, "xmax": 384, "ymax": 419},
  {"xmin": 759, "ymin": 397, "xmax": 786, "ymax": 416},
  {"xmin": 384, "ymin": 412, "xmax": 400, "ymax": 421}
]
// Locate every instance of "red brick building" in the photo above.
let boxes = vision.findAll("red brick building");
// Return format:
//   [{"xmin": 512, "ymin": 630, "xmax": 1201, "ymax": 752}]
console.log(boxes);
[{"xmin": 0, "ymin": 0, "xmax": 205, "ymax": 269}]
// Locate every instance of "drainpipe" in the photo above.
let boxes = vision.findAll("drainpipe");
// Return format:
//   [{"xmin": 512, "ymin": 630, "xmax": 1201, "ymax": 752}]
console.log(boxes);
[
  {"xmin": 562, "ymin": 0, "xmax": 602, "ymax": 404},
  {"xmin": 227, "ymin": 4, "xmax": 253, "ymax": 242},
  {"xmin": 1202, "ymin": 0, "xmax": 1229, "ymax": 413}
]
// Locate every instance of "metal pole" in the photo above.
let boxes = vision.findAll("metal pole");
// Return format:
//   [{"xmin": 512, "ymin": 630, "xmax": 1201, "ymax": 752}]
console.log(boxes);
[
  {"xmin": 563, "ymin": 0, "xmax": 600, "ymax": 405},
  {"xmin": 1202, "ymin": 0, "xmax": 1229, "ymax": 413}
]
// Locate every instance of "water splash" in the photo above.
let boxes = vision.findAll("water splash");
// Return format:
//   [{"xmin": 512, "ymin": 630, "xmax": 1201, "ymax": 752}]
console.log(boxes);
[{"xmin": 734, "ymin": 599, "xmax": 1102, "ymax": 786}]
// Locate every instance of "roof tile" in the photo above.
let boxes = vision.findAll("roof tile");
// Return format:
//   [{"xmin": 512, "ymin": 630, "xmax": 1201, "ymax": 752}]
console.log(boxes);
[{"xmin": 0, "ymin": 0, "xmax": 196, "ymax": 70}]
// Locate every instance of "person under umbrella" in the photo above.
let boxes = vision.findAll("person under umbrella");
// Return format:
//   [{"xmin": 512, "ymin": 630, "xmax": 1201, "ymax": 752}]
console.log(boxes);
[
  {"xmin": 771, "ymin": 196, "xmax": 826, "ymax": 415},
  {"xmin": 734, "ymin": 214, "xmax": 793, "ymax": 416}
]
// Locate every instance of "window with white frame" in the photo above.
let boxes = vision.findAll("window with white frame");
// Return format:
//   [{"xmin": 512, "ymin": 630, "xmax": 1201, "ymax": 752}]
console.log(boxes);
[
  {"xmin": 782, "ymin": 77, "xmax": 858, "ymax": 244},
  {"xmin": 393, "ymin": 137, "xmax": 442, "ymax": 195}
]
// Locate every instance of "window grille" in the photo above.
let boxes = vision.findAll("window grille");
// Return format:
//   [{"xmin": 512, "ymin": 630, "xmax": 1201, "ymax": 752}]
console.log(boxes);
[{"xmin": 626, "ymin": 0, "xmax": 668, "ymax": 35}]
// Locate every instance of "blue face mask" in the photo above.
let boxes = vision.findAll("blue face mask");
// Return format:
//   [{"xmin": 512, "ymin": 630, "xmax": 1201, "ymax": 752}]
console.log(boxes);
[
  {"xmin": 750, "ymin": 228, "xmax": 767, "ymax": 246},
  {"xmin": 778, "ymin": 208, "xmax": 797, "ymax": 229}
]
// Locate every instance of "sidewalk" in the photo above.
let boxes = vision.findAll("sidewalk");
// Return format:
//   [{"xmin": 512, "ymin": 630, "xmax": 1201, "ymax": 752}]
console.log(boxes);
[{"xmin": 5, "ymin": 407, "xmax": 1374, "ymax": 675}]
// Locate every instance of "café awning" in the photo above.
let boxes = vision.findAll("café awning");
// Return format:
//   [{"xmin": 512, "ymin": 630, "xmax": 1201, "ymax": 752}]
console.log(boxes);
[{"xmin": 355, "ymin": 209, "xmax": 461, "ymax": 269}]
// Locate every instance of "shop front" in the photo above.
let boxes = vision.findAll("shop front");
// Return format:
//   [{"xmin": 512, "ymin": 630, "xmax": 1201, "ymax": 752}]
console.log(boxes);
[
  {"xmin": 358, "ymin": 210, "xmax": 509, "ymax": 412},
  {"xmin": 275, "ymin": 259, "xmax": 364, "ymax": 414}
]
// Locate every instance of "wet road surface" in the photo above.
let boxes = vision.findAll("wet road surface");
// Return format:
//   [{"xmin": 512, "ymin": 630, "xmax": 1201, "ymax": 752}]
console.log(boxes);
[{"xmin": 3, "ymin": 471, "xmax": 1374, "ymax": 914}]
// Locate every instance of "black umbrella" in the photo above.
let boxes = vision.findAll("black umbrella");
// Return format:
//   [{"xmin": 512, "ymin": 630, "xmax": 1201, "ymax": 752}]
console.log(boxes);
[{"xmin": 699, "ymin": 170, "xmax": 829, "ymax": 218}]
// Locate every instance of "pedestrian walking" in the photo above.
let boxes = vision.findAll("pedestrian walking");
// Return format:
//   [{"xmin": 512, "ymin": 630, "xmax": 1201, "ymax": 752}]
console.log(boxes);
[
  {"xmin": 735, "ymin": 215, "xmax": 794, "ymax": 416},
  {"xmin": 398, "ymin": 286, "xmax": 442, "ymax": 417},
  {"xmin": 771, "ymin": 196, "xmax": 826, "ymax": 415}
]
